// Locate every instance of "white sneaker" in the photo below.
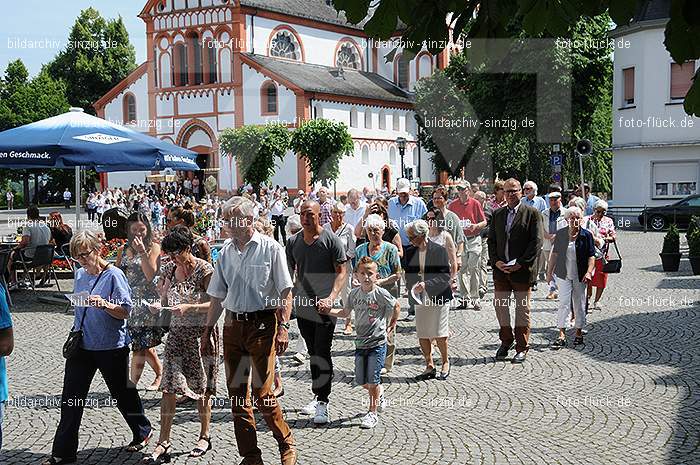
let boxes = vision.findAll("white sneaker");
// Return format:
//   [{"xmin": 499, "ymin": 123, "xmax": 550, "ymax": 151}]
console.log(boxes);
[
  {"xmin": 293, "ymin": 353, "xmax": 306, "ymax": 364},
  {"xmin": 377, "ymin": 395, "xmax": 387, "ymax": 413},
  {"xmin": 300, "ymin": 399, "xmax": 318, "ymax": 416},
  {"xmin": 360, "ymin": 411, "xmax": 378, "ymax": 429},
  {"xmin": 313, "ymin": 401, "xmax": 330, "ymax": 424}
]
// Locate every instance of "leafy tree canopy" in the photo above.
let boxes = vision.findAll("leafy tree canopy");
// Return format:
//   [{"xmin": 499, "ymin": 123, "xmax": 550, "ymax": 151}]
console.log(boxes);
[
  {"xmin": 334, "ymin": 0, "xmax": 700, "ymax": 116},
  {"xmin": 290, "ymin": 119, "xmax": 354, "ymax": 187},
  {"xmin": 219, "ymin": 123, "xmax": 291, "ymax": 189},
  {"xmin": 47, "ymin": 7, "xmax": 136, "ymax": 114}
]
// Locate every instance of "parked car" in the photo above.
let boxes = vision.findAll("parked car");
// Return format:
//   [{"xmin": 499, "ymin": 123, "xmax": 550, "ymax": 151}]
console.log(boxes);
[{"xmin": 638, "ymin": 194, "xmax": 700, "ymax": 231}]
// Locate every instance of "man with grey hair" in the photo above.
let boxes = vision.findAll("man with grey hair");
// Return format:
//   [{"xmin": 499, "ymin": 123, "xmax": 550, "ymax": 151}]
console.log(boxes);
[
  {"xmin": 344, "ymin": 188, "xmax": 366, "ymax": 229},
  {"xmin": 203, "ymin": 196, "xmax": 297, "ymax": 465},
  {"xmin": 521, "ymin": 181, "xmax": 547, "ymax": 213},
  {"xmin": 286, "ymin": 200, "xmax": 347, "ymax": 425},
  {"xmin": 317, "ymin": 186, "xmax": 334, "ymax": 226}
]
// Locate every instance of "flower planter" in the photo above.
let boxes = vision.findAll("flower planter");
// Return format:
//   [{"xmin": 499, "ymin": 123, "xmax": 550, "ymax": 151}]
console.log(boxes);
[
  {"xmin": 689, "ymin": 256, "xmax": 700, "ymax": 275},
  {"xmin": 659, "ymin": 252, "xmax": 682, "ymax": 272}
]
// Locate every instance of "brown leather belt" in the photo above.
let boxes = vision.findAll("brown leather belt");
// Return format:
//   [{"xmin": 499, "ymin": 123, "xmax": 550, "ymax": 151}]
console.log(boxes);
[{"xmin": 226, "ymin": 308, "xmax": 276, "ymax": 322}]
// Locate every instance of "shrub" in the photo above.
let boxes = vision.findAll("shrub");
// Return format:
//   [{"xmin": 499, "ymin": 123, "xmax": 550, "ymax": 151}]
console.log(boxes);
[
  {"xmin": 661, "ymin": 224, "xmax": 680, "ymax": 254},
  {"xmin": 688, "ymin": 228, "xmax": 700, "ymax": 257}
]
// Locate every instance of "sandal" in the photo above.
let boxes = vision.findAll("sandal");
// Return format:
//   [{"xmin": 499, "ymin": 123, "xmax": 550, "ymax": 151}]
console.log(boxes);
[
  {"xmin": 189, "ymin": 436, "xmax": 212, "ymax": 458},
  {"xmin": 144, "ymin": 442, "xmax": 171, "ymax": 463},
  {"xmin": 551, "ymin": 338, "xmax": 566, "ymax": 349},
  {"xmin": 126, "ymin": 431, "xmax": 152, "ymax": 452}
]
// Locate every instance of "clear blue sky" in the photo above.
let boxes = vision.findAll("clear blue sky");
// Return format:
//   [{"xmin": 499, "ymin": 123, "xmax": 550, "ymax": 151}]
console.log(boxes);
[{"xmin": 0, "ymin": 0, "xmax": 148, "ymax": 77}]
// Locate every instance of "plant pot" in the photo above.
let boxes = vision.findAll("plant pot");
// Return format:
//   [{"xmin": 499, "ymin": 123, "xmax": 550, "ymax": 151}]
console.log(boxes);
[
  {"xmin": 660, "ymin": 252, "xmax": 682, "ymax": 272},
  {"xmin": 689, "ymin": 256, "xmax": 700, "ymax": 275}
]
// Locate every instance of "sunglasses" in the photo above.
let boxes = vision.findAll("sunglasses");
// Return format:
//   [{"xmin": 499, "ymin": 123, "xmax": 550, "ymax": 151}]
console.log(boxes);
[
  {"xmin": 73, "ymin": 249, "xmax": 95, "ymax": 261},
  {"xmin": 505, "ymin": 189, "xmax": 520, "ymax": 194}
]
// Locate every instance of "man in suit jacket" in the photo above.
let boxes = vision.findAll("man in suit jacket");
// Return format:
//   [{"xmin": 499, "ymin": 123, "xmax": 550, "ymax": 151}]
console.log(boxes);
[{"xmin": 487, "ymin": 178, "xmax": 543, "ymax": 363}]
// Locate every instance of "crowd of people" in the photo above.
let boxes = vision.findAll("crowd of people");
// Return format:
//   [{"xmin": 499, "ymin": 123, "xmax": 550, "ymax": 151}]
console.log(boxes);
[{"xmin": 0, "ymin": 175, "xmax": 619, "ymax": 465}]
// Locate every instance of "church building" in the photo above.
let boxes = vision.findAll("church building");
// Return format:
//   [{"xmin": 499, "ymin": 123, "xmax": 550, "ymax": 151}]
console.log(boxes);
[{"xmin": 94, "ymin": 0, "xmax": 453, "ymax": 193}]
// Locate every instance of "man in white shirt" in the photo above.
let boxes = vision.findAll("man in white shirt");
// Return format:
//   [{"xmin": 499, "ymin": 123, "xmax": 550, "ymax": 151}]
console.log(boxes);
[
  {"xmin": 63, "ymin": 189, "xmax": 72, "ymax": 209},
  {"xmin": 203, "ymin": 196, "xmax": 297, "ymax": 465},
  {"xmin": 343, "ymin": 188, "xmax": 366, "ymax": 229}
]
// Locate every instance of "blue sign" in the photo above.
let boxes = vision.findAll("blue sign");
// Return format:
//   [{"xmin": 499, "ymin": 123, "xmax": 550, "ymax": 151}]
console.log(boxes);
[
  {"xmin": 550, "ymin": 154, "xmax": 563, "ymax": 166},
  {"xmin": 552, "ymin": 172, "xmax": 562, "ymax": 182}
]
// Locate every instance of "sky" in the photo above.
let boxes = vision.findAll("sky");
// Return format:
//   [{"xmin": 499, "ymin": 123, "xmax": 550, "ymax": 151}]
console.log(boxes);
[{"xmin": 0, "ymin": 0, "xmax": 148, "ymax": 77}]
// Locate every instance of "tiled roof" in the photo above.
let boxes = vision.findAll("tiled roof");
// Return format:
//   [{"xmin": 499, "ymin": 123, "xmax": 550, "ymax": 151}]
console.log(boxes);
[
  {"xmin": 242, "ymin": 53, "xmax": 413, "ymax": 104},
  {"xmin": 241, "ymin": 0, "xmax": 369, "ymax": 30},
  {"xmin": 633, "ymin": 0, "xmax": 671, "ymax": 22}
]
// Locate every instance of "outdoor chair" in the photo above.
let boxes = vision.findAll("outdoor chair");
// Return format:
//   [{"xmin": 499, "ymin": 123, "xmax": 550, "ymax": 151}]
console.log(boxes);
[{"xmin": 17, "ymin": 244, "xmax": 61, "ymax": 292}]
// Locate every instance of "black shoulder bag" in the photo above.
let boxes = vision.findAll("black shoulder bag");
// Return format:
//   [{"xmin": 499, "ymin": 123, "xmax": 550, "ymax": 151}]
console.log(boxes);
[
  {"xmin": 62, "ymin": 266, "xmax": 110, "ymax": 359},
  {"xmin": 602, "ymin": 241, "xmax": 622, "ymax": 274}
]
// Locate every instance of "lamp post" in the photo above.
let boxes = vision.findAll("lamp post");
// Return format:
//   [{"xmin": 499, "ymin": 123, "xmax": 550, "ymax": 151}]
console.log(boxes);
[{"xmin": 396, "ymin": 137, "xmax": 406, "ymax": 180}]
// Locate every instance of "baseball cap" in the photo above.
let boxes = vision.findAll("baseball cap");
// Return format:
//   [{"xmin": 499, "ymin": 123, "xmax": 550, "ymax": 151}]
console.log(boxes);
[
  {"xmin": 396, "ymin": 178, "xmax": 411, "ymax": 194},
  {"xmin": 549, "ymin": 192, "xmax": 562, "ymax": 198},
  {"xmin": 455, "ymin": 181, "xmax": 468, "ymax": 190}
]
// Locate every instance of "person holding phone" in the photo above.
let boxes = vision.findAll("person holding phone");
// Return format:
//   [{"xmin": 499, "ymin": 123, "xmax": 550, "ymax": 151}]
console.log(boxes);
[
  {"xmin": 487, "ymin": 178, "xmax": 543, "ymax": 364},
  {"xmin": 546, "ymin": 207, "xmax": 596, "ymax": 348}
]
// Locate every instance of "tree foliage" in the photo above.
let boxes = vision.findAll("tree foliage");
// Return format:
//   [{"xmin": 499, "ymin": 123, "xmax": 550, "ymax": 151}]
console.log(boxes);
[
  {"xmin": 0, "ymin": 60, "xmax": 71, "ymax": 205},
  {"xmin": 334, "ymin": 0, "xmax": 700, "ymax": 116},
  {"xmin": 290, "ymin": 119, "xmax": 354, "ymax": 187},
  {"xmin": 47, "ymin": 7, "xmax": 136, "ymax": 114},
  {"xmin": 219, "ymin": 123, "xmax": 291, "ymax": 189}
]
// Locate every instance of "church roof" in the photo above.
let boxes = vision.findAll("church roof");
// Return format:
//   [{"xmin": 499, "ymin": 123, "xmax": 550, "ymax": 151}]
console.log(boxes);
[
  {"xmin": 242, "ymin": 53, "xmax": 413, "ymax": 106},
  {"xmin": 240, "ymin": 0, "xmax": 370, "ymax": 30},
  {"xmin": 632, "ymin": 0, "xmax": 671, "ymax": 22}
]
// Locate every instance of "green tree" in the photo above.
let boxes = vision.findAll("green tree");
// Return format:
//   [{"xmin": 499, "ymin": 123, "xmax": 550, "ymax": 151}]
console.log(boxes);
[
  {"xmin": 415, "ymin": 14, "xmax": 613, "ymax": 192},
  {"xmin": 47, "ymin": 7, "xmax": 136, "ymax": 113},
  {"xmin": 334, "ymin": 0, "xmax": 700, "ymax": 116},
  {"xmin": 219, "ymin": 123, "xmax": 291, "ymax": 190},
  {"xmin": 290, "ymin": 119, "xmax": 354, "ymax": 187},
  {"xmin": 0, "ymin": 60, "xmax": 71, "ymax": 206}
]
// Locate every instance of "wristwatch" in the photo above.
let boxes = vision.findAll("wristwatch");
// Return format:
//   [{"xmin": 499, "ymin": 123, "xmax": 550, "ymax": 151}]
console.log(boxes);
[{"xmin": 278, "ymin": 321, "xmax": 290, "ymax": 330}]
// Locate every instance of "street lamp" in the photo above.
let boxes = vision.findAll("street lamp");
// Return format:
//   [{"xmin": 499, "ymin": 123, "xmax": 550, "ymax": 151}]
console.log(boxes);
[{"xmin": 396, "ymin": 137, "xmax": 406, "ymax": 179}]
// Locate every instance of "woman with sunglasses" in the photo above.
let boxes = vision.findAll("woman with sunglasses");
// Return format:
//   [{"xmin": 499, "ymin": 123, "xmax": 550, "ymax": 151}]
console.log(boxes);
[
  {"xmin": 116, "ymin": 213, "xmax": 164, "ymax": 391},
  {"xmin": 146, "ymin": 226, "xmax": 218, "ymax": 463},
  {"xmin": 42, "ymin": 231, "xmax": 152, "ymax": 465},
  {"xmin": 583, "ymin": 200, "xmax": 616, "ymax": 310},
  {"xmin": 354, "ymin": 201, "xmax": 404, "ymax": 259}
]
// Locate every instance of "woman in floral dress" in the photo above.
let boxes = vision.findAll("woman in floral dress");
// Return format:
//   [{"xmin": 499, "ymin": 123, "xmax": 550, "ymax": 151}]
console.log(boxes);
[
  {"xmin": 116, "ymin": 213, "xmax": 164, "ymax": 391},
  {"xmin": 146, "ymin": 225, "xmax": 219, "ymax": 462}
]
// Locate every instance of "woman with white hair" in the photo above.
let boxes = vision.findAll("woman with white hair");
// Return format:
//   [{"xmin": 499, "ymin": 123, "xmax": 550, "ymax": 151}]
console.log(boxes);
[
  {"xmin": 546, "ymin": 207, "xmax": 596, "ymax": 347},
  {"xmin": 584, "ymin": 199, "xmax": 616, "ymax": 310},
  {"xmin": 324, "ymin": 202, "xmax": 356, "ymax": 335},
  {"xmin": 403, "ymin": 220, "xmax": 453, "ymax": 380}
]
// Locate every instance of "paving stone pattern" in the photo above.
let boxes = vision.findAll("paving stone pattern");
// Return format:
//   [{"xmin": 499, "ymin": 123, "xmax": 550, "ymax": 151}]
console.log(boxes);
[{"xmin": 1, "ymin": 231, "xmax": 698, "ymax": 465}]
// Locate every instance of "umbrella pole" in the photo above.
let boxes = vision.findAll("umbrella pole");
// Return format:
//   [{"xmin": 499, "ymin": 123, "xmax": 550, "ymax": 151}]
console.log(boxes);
[{"xmin": 75, "ymin": 166, "xmax": 81, "ymax": 231}]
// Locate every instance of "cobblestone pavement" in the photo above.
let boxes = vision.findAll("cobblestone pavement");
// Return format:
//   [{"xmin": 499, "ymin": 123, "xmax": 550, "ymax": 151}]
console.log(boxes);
[{"xmin": 1, "ymin": 231, "xmax": 698, "ymax": 465}]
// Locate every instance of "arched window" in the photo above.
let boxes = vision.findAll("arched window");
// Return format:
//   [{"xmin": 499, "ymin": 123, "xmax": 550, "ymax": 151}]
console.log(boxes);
[
  {"xmin": 269, "ymin": 30, "xmax": 301, "ymax": 60},
  {"xmin": 261, "ymin": 81, "xmax": 278, "ymax": 115},
  {"xmin": 406, "ymin": 111, "xmax": 414, "ymax": 133},
  {"xmin": 336, "ymin": 42, "xmax": 361, "ymax": 70},
  {"xmin": 378, "ymin": 110, "xmax": 386, "ymax": 130},
  {"xmin": 173, "ymin": 43, "xmax": 188, "ymax": 86},
  {"xmin": 123, "ymin": 94, "xmax": 136, "ymax": 124},
  {"xmin": 364, "ymin": 109, "xmax": 372, "ymax": 129},
  {"xmin": 392, "ymin": 113, "xmax": 400, "ymax": 131},
  {"xmin": 361, "ymin": 146, "xmax": 369, "ymax": 165},
  {"xmin": 202, "ymin": 39, "xmax": 218, "ymax": 84},
  {"xmin": 413, "ymin": 147, "xmax": 419, "ymax": 166},
  {"xmin": 188, "ymin": 32, "xmax": 203, "ymax": 85},
  {"xmin": 389, "ymin": 146, "xmax": 397, "ymax": 165},
  {"xmin": 349, "ymin": 107, "xmax": 358, "ymax": 128},
  {"xmin": 397, "ymin": 53, "xmax": 411, "ymax": 89}
]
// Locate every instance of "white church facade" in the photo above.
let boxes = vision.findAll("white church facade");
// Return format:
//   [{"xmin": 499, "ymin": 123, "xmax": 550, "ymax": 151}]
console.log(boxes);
[{"xmin": 94, "ymin": 0, "xmax": 453, "ymax": 193}]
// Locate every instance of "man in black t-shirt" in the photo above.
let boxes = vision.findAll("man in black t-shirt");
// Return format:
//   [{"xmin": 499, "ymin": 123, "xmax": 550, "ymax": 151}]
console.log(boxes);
[{"xmin": 286, "ymin": 200, "xmax": 347, "ymax": 425}]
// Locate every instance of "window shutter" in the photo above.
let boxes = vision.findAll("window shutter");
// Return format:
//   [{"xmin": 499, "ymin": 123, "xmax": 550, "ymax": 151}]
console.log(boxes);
[
  {"xmin": 623, "ymin": 67, "xmax": 634, "ymax": 104},
  {"xmin": 671, "ymin": 61, "xmax": 695, "ymax": 99}
]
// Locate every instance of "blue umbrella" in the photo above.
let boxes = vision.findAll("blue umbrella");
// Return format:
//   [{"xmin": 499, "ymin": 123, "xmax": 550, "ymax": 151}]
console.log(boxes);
[
  {"xmin": 0, "ymin": 107, "xmax": 199, "ymax": 171},
  {"xmin": 0, "ymin": 107, "xmax": 200, "ymax": 227}
]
